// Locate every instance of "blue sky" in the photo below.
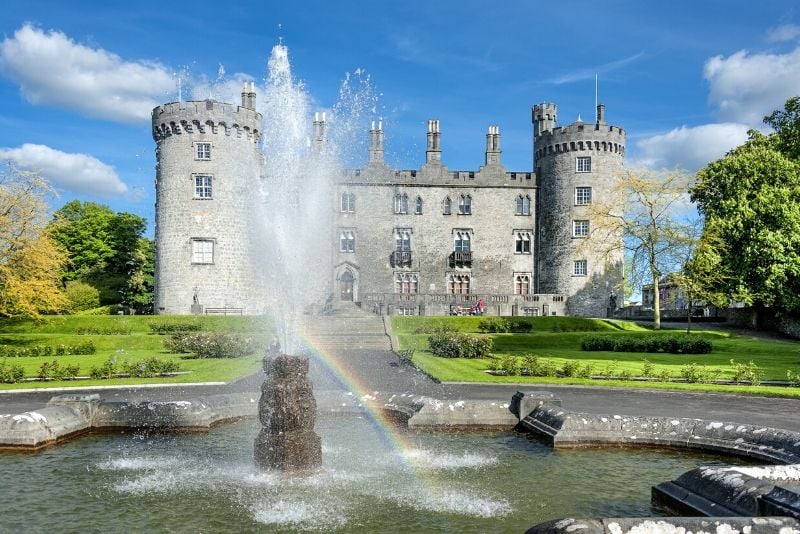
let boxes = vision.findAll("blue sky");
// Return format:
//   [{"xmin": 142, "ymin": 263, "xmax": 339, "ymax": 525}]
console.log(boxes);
[{"xmin": 1, "ymin": 0, "xmax": 798, "ymax": 235}]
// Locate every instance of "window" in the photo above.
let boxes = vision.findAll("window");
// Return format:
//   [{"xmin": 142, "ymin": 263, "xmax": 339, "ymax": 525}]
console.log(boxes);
[
  {"xmin": 415, "ymin": 196, "xmax": 423, "ymax": 214},
  {"xmin": 573, "ymin": 220, "xmax": 590, "ymax": 237},
  {"xmin": 574, "ymin": 259, "xmax": 588, "ymax": 276},
  {"xmin": 341, "ymin": 192, "xmax": 355, "ymax": 212},
  {"xmin": 575, "ymin": 186, "xmax": 592, "ymax": 205},
  {"xmin": 454, "ymin": 231, "xmax": 471, "ymax": 252},
  {"xmin": 395, "ymin": 228, "xmax": 411, "ymax": 251},
  {"xmin": 196, "ymin": 142, "xmax": 211, "ymax": 160},
  {"xmin": 394, "ymin": 272, "xmax": 418, "ymax": 294},
  {"xmin": 514, "ymin": 273, "xmax": 531, "ymax": 295},
  {"xmin": 523, "ymin": 307, "xmax": 540, "ymax": 316},
  {"xmin": 191, "ymin": 239, "xmax": 214, "ymax": 264},
  {"xmin": 516, "ymin": 194, "xmax": 531, "ymax": 215},
  {"xmin": 443, "ymin": 196, "xmax": 452, "ymax": 215},
  {"xmin": 459, "ymin": 194, "xmax": 472, "ymax": 215},
  {"xmin": 447, "ymin": 273, "xmax": 471, "ymax": 294},
  {"xmin": 394, "ymin": 193, "xmax": 408, "ymax": 214},
  {"xmin": 576, "ymin": 156, "xmax": 592, "ymax": 172},
  {"xmin": 194, "ymin": 175, "xmax": 212, "ymax": 199},
  {"xmin": 397, "ymin": 307, "xmax": 416, "ymax": 316},
  {"xmin": 339, "ymin": 230, "xmax": 356, "ymax": 252},
  {"xmin": 515, "ymin": 231, "xmax": 532, "ymax": 254}
]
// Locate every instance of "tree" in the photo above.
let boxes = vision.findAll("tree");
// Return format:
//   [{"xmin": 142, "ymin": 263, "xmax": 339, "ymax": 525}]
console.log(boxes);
[
  {"xmin": 0, "ymin": 164, "xmax": 67, "ymax": 317},
  {"xmin": 589, "ymin": 169, "xmax": 697, "ymax": 329},
  {"xmin": 64, "ymin": 280, "xmax": 101, "ymax": 312},
  {"xmin": 121, "ymin": 237, "xmax": 154, "ymax": 314},
  {"xmin": 49, "ymin": 201, "xmax": 148, "ymax": 305},
  {"xmin": 691, "ymin": 103, "xmax": 800, "ymax": 315}
]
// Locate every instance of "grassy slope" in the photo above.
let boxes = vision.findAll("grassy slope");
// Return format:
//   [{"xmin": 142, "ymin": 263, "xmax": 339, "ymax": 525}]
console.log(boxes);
[
  {"xmin": 0, "ymin": 315, "xmax": 271, "ymax": 389},
  {"xmin": 392, "ymin": 316, "xmax": 800, "ymax": 397}
]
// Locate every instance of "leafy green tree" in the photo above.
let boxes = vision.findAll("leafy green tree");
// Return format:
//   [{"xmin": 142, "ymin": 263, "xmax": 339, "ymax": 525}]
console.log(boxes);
[
  {"xmin": 64, "ymin": 280, "xmax": 100, "ymax": 312},
  {"xmin": 49, "ymin": 201, "xmax": 148, "ymax": 306},
  {"xmin": 0, "ymin": 164, "xmax": 67, "ymax": 317},
  {"xmin": 121, "ymin": 237, "xmax": 154, "ymax": 314},
  {"xmin": 691, "ymin": 102, "xmax": 800, "ymax": 315}
]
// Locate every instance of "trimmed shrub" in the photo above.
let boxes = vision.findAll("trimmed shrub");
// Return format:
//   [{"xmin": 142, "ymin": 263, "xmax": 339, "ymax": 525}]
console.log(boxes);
[
  {"xmin": 582, "ymin": 334, "xmax": 712, "ymax": 354},
  {"xmin": 122, "ymin": 357, "xmax": 181, "ymax": 378},
  {"xmin": 90, "ymin": 358, "xmax": 118, "ymax": 380},
  {"xmin": 75, "ymin": 305, "xmax": 124, "ymax": 316},
  {"xmin": 787, "ymin": 370, "xmax": 800, "ymax": 388},
  {"xmin": 164, "ymin": 331, "xmax": 257, "ymax": 358},
  {"xmin": 0, "ymin": 359, "xmax": 24, "ymax": 383},
  {"xmin": 508, "ymin": 320, "xmax": 533, "ymax": 333},
  {"xmin": 149, "ymin": 322, "xmax": 203, "ymax": 335},
  {"xmin": 428, "ymin": 331, "xmax": 492, "ymax": 359},
  {"xmin": 581, "ymin": 336, "xmax": 615, "ymax": 351},
  {"xmin": 478, "ymin": 317, "xmax": 510, "ymax": 333},
  {"xmin": 38, "ymin": 360, "xmax": 80, "ymax": 380},
  {"xmin": 0, "ymin": 342, "xmax": 94, "ymax": 358},
  {"xmin": 75, "ymin": 325, "xmax": 132, "ymax": 335},
  {"xmin": 642, "ymin": 359, "xmax": 654, "ymax": 378},
  {"xmin": 730, "ymin": 359, "xmax": 763, "ymax": 386},
  {"xmin": 520, "ymin": 353, "xmax": 558, "ymax": 377},
  {"xmin": 561, "ymin": 359, "xmax": 580, "ymax": 377},
  {"xmin": 575, "ymin": 362, "xmax": 595, "ymax": 378},
  {"xmin": 500, "ymin": 355, "xmax": 521, "ymax": 376}
]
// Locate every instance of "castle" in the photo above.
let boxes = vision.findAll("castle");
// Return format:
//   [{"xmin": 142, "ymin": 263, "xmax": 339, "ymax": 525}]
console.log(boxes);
[{"xmin": 152, "ymin": 85, "xmax": 624, "ymax": 317}]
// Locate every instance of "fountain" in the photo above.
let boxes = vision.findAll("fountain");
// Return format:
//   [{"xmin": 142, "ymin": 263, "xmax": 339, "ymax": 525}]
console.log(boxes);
[
  {"xmin": 2, "ymin": 41, "xmax": 798, "ymax": 532},
  {"xmin": 254, "ymin": 354, "xmax": 321, "ymax": 471}
]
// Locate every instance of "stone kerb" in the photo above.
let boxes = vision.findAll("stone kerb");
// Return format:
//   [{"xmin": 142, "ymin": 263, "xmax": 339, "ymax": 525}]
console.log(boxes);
[{"xmin": 526, "ymin": 516, "xmax": 800, "ymax": 534}]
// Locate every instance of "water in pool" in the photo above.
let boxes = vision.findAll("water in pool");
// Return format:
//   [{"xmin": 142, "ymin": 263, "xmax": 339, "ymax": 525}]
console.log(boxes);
[{"xmin": 1, "ymin": 415, "xmax": 746, "ymax": 532}]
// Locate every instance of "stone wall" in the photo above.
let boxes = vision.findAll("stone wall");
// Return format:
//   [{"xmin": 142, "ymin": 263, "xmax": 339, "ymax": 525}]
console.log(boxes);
[{"xmin": 153, "ymin": 100, "xmax": 264, "ymax": 314}]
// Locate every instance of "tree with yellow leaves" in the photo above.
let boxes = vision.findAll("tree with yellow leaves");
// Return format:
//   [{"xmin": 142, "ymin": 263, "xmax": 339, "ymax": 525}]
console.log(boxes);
[
  {"xmin": 586, "ymin": 168, "xmax": 697, "ymax": 329},
  {"xmin": 0, "ymin": 164, "xmax": 67, "ymax": 318}
]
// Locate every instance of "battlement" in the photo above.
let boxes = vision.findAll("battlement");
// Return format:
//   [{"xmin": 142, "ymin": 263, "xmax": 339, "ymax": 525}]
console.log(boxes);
[
  {"xmin": 535, "ymin": 118, "xmax": 626, "ymax": 161},
  {"xmin": 152, "ymin": 100, "xmax": 262, "ymax": 143}
]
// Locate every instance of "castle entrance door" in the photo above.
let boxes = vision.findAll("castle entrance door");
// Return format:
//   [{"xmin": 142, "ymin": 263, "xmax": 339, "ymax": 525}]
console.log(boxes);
[{"xmin": 340, "ymin": 271, "xmax": 354, "ymax": 301}]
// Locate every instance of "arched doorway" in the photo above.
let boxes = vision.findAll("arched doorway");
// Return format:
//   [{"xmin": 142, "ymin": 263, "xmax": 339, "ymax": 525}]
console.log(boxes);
[{"xmin": 340, "ymin": 270, "xmax": 354, "ymax": 301}]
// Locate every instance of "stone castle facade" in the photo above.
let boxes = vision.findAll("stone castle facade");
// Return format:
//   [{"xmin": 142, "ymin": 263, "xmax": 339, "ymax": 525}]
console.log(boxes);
[{"xmin": 152, "ymin": 86, "xmax": 624, "ymax": 317}]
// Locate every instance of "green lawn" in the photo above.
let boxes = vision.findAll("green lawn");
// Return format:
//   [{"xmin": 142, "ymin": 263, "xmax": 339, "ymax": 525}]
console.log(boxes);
[
  {"xmin": 0, "ymin": 315, "xmax": 271, "ymax": 389},
  {"xmin": 392, "ymin": 316, "xmax": 800, "ymax": 397}
]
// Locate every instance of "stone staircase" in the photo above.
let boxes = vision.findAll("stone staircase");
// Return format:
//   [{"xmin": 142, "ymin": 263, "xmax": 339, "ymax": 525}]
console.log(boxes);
[{"xmin": 300, "ymin": 304, "xmax": 391, "ymax": 353}]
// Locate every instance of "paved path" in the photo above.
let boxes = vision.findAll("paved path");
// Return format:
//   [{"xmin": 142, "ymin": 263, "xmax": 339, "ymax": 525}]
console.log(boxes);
[{"xmin": 2, "ymin": 347, "xmax": 799, "ymax": 433}]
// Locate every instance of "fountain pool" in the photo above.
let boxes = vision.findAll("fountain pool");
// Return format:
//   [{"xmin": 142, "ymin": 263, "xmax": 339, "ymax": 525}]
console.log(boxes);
[{"xmin": 1, "ymin": 415, "xmax": 749, "ymax": 532}]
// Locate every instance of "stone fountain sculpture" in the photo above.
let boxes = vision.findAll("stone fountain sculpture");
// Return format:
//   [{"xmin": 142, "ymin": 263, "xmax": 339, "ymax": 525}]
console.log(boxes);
[{"xmin": 254, "ymin": 353, "xmax": 322, "ymax": 471}]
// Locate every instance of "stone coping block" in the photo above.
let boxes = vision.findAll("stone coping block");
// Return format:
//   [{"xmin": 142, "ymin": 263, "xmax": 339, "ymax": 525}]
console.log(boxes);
[
  {"xmin": 526, "ymin": 516, "xmax": 800, "ymax": 534},
  {"xmin": 0, "ymin": 405, "xmax": 92, "ymax": 450},
  {"xmin": 520, "ymin": 403, "xmax": 800, "ymax": 464},
  {"xmin": 509, "ymin": 390, "xmax": 562, "ymax": 420},
  {"xmin": 408, "ymin": 397, "xmax": 519, "ymax": 429},
  {"xmin": 653, "ymin": 465, "xmax": 800, "ymax": 518},
  {"xmin": 93, "ymin": 392, "xmax": 258, "ymax": 430}
]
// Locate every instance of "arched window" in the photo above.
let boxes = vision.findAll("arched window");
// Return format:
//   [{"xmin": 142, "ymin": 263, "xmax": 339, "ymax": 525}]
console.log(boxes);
[
  {"xmin": 454, "ymin": 231, "xmax": 471, "ymax": 252},
  {"xmin": 459, "ymin": 194, "xmax": 472, "ymax": 215},
  {"xmin": 415, "ymin": 196, "xmax": 423, "ymax": 214},
  {"xmin": 443, "ymin": 196, "xmax": 452, "ymax": 215},
  {"xmin": 515, "ymin": 273, "xmax": 531, "ymax": 295},
  {"xmin": 394, "ymin": 272, "xmax": 419, "ymax": 294},
  {"xmin": 447, "ymin": 273, "xmax": 471, "ymax": 294},
  {"xmin": 515, "ymin": 231, "xmax": 531, "ymax": 254},
  {"xmin": 395, "ymin": 229, "xmax": 411, "ymax": 252},
  {"xmin": 516, "ymin": 194, "xmax": 531, "ymax": 215}
]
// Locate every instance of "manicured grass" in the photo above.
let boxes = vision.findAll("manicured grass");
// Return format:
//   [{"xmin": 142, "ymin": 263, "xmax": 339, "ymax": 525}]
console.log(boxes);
[
  {"xmin": 392, "ymin": 316, "xmax": 800, "ymax": 397},
  {"xmin": 0, "ymin": 315, "xmax": 272, "ymax": 389}
]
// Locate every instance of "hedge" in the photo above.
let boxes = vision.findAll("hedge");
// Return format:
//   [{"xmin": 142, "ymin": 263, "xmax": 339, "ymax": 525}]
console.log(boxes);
[{"xmin": 581, "ymin": 335, "xmax": 712, "ymax": 354}]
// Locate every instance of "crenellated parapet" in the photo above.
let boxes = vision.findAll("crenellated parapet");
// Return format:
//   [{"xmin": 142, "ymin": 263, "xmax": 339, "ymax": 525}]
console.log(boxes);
[
  {"xmin": 535, "ymin": 123, "xmax": 626, "ymax": 161},
  {"xmin": 152, "ymin": 100, "xmax": 262, "ymax": 143}
]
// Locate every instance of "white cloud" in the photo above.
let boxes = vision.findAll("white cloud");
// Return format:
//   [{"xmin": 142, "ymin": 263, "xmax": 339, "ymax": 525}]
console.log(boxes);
[
  {"xmin": 0, "ymin": 24, "xmax": 175, "ymax": 123},
  {"xmin": 765, "ymin": 24, "xmax": 800, "ymax": 43},
  {"xmin": 704, "ymin": 45, "xmax": 800, "ymax": 125},
  {"xmin": 0, "ymin": 144, "xmax": 128, "ymax": 197},
  {"xmin": 633, "ymin": 123, "xmax": 749, "ymax": 171}
]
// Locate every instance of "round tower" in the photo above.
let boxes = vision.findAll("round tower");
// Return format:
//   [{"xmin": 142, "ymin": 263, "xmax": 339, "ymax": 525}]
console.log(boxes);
[
  {"xmin": 153, "ymin": 91, "xmax": 263, "ymax": 314},
  {"xmin": 533, "ymin": 102, "xmax": 625, "ymax": 317}
]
